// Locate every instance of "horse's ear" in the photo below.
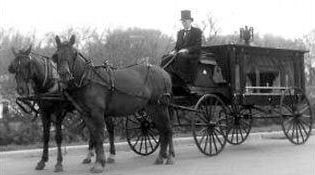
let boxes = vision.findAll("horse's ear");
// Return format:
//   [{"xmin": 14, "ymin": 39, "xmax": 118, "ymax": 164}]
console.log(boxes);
[
  {"xmin": 25, "ymin": 45, "xmax": 32, "ymax": 55},
  {"xmin": 69, "ymin": 35, "xmax": 75, "ymax": 46},
  {"xmin": 11, "ymin": 47, "xmax": 17, "ymax": 57},
  {"xmin": 55, "ymin": 35, "xmax": 61, "ymax": 48}
]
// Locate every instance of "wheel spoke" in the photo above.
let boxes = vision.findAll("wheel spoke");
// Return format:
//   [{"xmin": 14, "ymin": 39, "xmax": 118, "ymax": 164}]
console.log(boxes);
[
  {"xmin": 198, "ymin": 129, "xmax": 207, "ymax": 146},
  {"xmin": 127, "ymin": 117, "xmax": 141, "ymax": 125},
  {"xmin": 239, "ymin": 125, "xmax": 245, "ymax": 140},
  {"xmin": 297, "ymin": 119, "xmax": 309, "ymax": 136},
  {"xmin": 144, "ymin": 134, "xmax": 148, "ymax": 154},
  {"xmin": 208, "ymin": 131, "xmax": 212, "ymax": 155},
  {"xmin": 213, "ymin": 128, "xmax": 224, "ymax": 147},
  {"xmin": 148, "ymin": 130, "xmax": 159, "ymax": 144},
  {"xmin": 285, "ymin": 119, "xmax": 294, "ymax": 136},
  {"xmin": 240, "ymin": 120, "xmax": 250, "ymax": 132},
  {"xmin": 298, "ymin": 117, "xmax": 311, "ymax": 127},
  {"xmin": 240, "ymin": 119, "xmax": 251, "ymax": 128},
  {"xmin": 295, "ymin": 121, "xmax": 299, "ymax": 143},
  {"xmin": 147, "ymin": 134, "xmax": 154, "ymax": 151},
  {"xmin": 203, "ymin": 132, "xmax": 209, "ymax": 153},
  {"xmin": 126, "ymin": 127, "xmax": 142, "ymax": 131},
  {"xmin": 298, "ymin": 104, "xmax": 309, "ymax": 114},
  {"xmin": 139, "ymin": 136, "xmax": 144, "ymax": 153},
  {"xmin": 235, "ymin": 126, "xmax": 239, "ymax": 143},
  {"xmin": 291, "ymin": 122, "xmax": 296, "ymax": 140},
  {"xmin": 300, "ymin": 114, "xmax": 311, "ymax": 119},
  {"xmin": 132, "ymin": 132, "xmax": 142, "ymax": 147},
  {"xmin": 211, "ymin": 132, "xmax": 218, "ymax": 154},
  {"xmin": 296, "ymin": 121, "xmax": 305, "ymax": 143},
  {"xmin": 231, "ymin": 127, "xmax": 235, "ymax": 142}
]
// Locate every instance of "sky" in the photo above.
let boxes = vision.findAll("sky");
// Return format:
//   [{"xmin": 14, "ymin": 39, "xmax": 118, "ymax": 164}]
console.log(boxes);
[{"xmin": 0, "ymin": 0, "xmax": 314, "ymax": 40}]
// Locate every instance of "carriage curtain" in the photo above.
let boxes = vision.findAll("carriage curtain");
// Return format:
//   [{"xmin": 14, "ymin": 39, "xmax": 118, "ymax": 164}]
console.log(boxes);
[{"xmin": 244, "ymin": 55, "xmax": 295, "ymax": 87}]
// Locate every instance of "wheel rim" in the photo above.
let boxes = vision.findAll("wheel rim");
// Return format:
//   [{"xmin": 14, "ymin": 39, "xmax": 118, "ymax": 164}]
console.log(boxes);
[
  {"xmin": 192, "ymin": 94, "xmax": 227, "ymax": 156},
  {"xmin": 280, "ymin": 88, "xmax": 313, "ymax": 145},
  {"xmin": 225, "ymin": 106, "xmax": 253, "ymax": 145},
  {"xmin": 126, "ymin": 110, "xmax": 160, "ymax": 155}
]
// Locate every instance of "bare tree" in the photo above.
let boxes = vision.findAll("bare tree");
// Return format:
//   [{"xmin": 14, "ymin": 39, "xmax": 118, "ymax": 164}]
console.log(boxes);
[
  {"xmin": 200, "ymin": 13, "xmax": 221, "ymax": 45},
  {"xmin": 303, "ymin": 29, "xmax": 315, "ymax": 86}
]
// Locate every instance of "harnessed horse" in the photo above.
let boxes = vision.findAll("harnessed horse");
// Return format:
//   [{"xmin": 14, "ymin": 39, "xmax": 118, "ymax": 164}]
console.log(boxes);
[
  {"xmin": 8, "ymin": 46, "xmax": 116, "ymax": 172},
  {"xmin": 53, "ymin": 35, "xmax": 175, "ymax": 173}
]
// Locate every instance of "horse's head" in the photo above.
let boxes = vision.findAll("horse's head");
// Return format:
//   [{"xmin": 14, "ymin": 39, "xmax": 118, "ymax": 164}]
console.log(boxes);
[
  {"xmin": 8, "ymin": 46, "xmax": 33, "ymax": 96},
  {"xmin": 53, "ymin": 35, "xmax": 77, "ymax": 83}
]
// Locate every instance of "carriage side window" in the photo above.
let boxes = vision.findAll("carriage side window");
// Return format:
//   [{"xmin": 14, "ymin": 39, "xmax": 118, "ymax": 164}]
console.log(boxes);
[{"xmin": 246, "ymin": 70, "xmax": 280, "ymax": 93}]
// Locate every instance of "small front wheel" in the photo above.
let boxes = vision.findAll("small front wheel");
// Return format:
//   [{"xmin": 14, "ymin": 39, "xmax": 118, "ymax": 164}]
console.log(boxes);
[
  {"xmin": 225, "ymin": 106, "xmax": 253, "ymax": 145},
  {"xmin": 126, "ymin": 110, "xmax": 160, "ymax": 156}
]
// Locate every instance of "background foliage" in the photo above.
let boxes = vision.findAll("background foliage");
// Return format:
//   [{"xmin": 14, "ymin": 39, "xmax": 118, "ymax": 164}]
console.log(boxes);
[{"xmin": 0, "ymin": 20, "xmax": 314, "ymax": 148}]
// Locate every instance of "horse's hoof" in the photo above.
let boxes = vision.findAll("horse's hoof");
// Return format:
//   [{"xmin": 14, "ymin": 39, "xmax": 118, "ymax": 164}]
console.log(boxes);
[
  {"xmin": 35, "ymin": 161, "xmax": 45, "ymax": 170},
  {"xmin": 54, "ymin": 164, "xmax": 63, "ymax": 172},
  {"xmin": 166, "ymin": 156, "xmax": 175, "ymax": 165},
  {"xmin": 82, "ymin": 158, "xmax": 92, "ymax": 164},
  {"xmin": 90, "ymin": 163, "xmax": 104, "ymax": 173},
  {"xmin": 106, "ymin": 157, "xmax": 115, "ymax": 164},
  {"xmin": 153, "ymin": 156, "xmax": 164, "ymax": 165}
]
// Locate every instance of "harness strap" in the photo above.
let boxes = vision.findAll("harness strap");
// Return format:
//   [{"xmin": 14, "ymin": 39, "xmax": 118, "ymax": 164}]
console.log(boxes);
[
  {"xmin": 42, "ymin": 57, "xmax": 48, "ymax": 88},
  {"xmin": 76, "ymin": 52, "xmax": 153, "ymax": 100}
]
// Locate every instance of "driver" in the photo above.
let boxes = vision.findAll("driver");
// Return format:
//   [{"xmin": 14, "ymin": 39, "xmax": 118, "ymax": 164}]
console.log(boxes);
[
  {"xmin": 162, "ymin": 10, "xmax": 202, "ymax": 84},
  {"xmin": 171, "ymin": 10, "xmax": 202, "ymax": 56}
]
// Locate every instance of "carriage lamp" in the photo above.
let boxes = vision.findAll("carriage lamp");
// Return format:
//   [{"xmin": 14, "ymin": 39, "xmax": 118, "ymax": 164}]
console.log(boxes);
[{"xmin": 240, "ymin": 26, "xmax": 254, "ymax": 45}]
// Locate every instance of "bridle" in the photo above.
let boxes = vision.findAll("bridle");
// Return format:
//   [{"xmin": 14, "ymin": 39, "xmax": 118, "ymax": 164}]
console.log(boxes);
[{"xmin": 15, "ymin": 53, "xmax": 54, "ymax": 93}]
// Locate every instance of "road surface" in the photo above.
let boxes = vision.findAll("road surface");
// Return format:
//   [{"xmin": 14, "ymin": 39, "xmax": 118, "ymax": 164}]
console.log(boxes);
[{"xmin": 1, "ymin": 135, "xmax": 315, "ymax": 175}]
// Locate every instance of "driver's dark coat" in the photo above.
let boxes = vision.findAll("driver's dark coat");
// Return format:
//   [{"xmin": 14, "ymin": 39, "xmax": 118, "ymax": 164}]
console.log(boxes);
[{"xmin": 174, "ymin": 26, "xmax": 202, "ymax": 54}]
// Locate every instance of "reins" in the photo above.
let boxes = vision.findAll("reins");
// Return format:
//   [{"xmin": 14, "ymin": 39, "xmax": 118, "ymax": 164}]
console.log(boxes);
[{"xmin": 162, "ymin": 53, "xmax": 178, "ymax": 69}]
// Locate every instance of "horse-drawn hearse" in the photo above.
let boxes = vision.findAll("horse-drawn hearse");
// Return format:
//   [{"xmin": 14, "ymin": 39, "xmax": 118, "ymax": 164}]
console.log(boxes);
[
  {"xmin": 126, "ymin": 44, "xmax": 313, "ymax": 156},
  {"xmin": 9, "ymin": 37, "xmax": 313, "ymax": 173}
]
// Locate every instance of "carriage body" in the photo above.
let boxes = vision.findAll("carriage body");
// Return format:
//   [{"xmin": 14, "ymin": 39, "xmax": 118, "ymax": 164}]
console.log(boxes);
[
  {"xmin": 162, "ymin": 44, "xmax": 313, "ymax": 155},
  {"xmin": 187, "ymin": 44, "xmax": 307, "ymax": 105}
]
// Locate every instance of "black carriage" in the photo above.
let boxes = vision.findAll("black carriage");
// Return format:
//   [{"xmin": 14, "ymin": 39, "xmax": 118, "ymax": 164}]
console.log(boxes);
[{"xmin": 126, "ymin": 44, "xmax": 313, "ymax": 156}]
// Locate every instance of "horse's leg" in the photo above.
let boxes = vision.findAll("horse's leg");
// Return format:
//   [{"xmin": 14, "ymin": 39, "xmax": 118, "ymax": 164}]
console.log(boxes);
[
  {"xmin": 105, "ymin": 117, "xmax": 115, "ymax": 163},
  {"xmin": 88, "ymin": 109, "xmax": 106, "ymax": 173},
  {"xmin": 82, "ymin": 132, "xmax": 95, "ymax": 164},
  {"xmin": 165, "ymin": 107, "xmax": 175, "ymax": 165},
  {"xmin": 35, "ymin": 112, "xmax": 51, "ymax": 170},
  {"xmin": 54, "ymin": 111, "xmax": 67, "ymax": 172},
  {"xmin": 148, "ymin": 106, "xmax": 169, "ymax": 165}
]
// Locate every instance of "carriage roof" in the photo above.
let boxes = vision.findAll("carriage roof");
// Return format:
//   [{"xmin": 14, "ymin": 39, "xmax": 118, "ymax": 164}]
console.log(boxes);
[{"xmin": 201, "ymin": 44, "xmax": 307, "ymax": 58}]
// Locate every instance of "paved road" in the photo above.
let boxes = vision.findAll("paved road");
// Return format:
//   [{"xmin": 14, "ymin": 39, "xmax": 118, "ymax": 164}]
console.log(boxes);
[{"xmin": 1, "ymin": 135, "xmax": 315, "ymax": 175}]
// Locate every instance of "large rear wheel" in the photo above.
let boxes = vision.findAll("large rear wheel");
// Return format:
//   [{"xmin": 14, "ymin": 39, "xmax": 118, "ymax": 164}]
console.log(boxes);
[
  {"xmin": 192, "ymin": 94, "xmax": 227, "ymax": 156},
  {"xmin": 280, "ymin": 88, "xmax": 313, "ymax": 145}
]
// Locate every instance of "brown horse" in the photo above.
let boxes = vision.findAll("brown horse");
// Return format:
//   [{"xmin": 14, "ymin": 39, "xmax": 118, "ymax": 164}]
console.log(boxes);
[
  {"xmin": 53, "ymin": 35, "xmax": 175, "ymax": 173},
  {"xmin": 7, "ymin": 46, "xmax": 116, "ymax": 172}
]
